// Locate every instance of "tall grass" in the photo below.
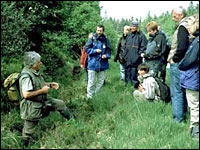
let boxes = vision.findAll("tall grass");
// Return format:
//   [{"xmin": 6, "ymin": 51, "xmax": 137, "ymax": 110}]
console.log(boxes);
[{"xmin": 1, "ymin": 59, "xmax": 199, "ymax": 149}]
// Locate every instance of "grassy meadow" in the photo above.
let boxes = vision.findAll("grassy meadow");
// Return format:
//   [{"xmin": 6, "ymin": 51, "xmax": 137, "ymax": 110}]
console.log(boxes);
[{"xmin": 1, "ymin": 59, "xmax": 199, "ymax": 149}]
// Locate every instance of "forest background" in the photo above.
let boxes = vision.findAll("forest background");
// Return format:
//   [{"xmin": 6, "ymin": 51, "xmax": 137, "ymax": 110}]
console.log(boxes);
[{"xmin": 1, "ymin": 1, "xmax": 199, "ymax": 149}]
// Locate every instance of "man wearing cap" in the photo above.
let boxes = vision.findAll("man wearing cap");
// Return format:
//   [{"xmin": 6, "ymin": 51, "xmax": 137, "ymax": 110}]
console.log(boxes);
[{"xmin": 124, "ymin": 21, "xmax": 148, "ymax": 88}]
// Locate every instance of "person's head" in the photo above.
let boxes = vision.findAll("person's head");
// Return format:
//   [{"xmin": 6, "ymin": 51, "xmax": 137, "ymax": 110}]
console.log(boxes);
[
  {"xmin": 187, "ymin": 14, "xmax": 199, "ymax": 35},
  {"xmin": 123, "ymin": 25, "xmax": 130, "ymax": 36},
  {"xmin": 24, "ymin": 51, "xmax": 42, "ymax": 71},
  {"xmin": 137, "ymin": 63, "xmax": 150, "ymax": 77},
  {"xmin": 96, "ymin": 25, "xmax": 104, "ymax": 37},
  {"xmin": 88, "ymin": 33, "xmax": 94, "ymax": 39},
  {"xmin": 130, "ymin": 21, "xmax": 139, "ymax": 33},
  {"xmin": 172, "ymin": 6, "xmax": 187, "ymax": 22},
  {"xmin": 146, "ymin": 21, "xmax": 158, "ymax": 36}
]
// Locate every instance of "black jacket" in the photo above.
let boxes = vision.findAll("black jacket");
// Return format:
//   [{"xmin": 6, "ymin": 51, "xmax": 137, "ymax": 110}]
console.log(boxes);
[
  {"xmin": 124, "ymin": 31, "xmax": 147, "ymax": 67},
  {"xmin": 173, "ymin": 26, "xmax": 190, "ymax": 63},
  {"xmin": 144, "ymin": 30, "xmax": 167, "ymax": 62},
  {"xmin": 114, "ymin": 34, "xmax": 128, "ymax": 64}
]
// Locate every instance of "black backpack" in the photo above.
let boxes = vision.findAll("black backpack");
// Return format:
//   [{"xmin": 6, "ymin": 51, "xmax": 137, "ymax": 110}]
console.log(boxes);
[{"xmin": 155, "ymin": 77, "xmax": 171, "ymax": 103}]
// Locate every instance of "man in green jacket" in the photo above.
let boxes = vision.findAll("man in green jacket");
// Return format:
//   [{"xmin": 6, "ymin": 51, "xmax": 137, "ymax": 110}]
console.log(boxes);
[{"xmin": 19, "ymin": 51, "xmax": 73, "ymax": 147}]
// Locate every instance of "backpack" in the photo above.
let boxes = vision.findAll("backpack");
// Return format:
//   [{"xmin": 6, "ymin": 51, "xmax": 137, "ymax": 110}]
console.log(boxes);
[
  {"xmin": 3, "ymin": 72, "xmax": 32, "ymax": 104},
  {"xmin": 155, "ymin": 77, "xmax": 171, "ymax": 103}
]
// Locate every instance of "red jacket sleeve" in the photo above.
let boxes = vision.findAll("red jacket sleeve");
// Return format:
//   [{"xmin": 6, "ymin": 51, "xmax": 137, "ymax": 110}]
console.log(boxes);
[{"xmin": 80, "ymin": 46, "xmax": 87, "ymax": 69}]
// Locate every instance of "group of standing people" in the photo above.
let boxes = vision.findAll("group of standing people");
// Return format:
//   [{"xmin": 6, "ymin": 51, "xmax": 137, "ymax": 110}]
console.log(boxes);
[
  {"xmin": 170, "ymin": 8, "xmax": 199, "ymax": 140},
  {"xmin": 113, "ymin": 6, "xmax": 199, "ymax": 140}
]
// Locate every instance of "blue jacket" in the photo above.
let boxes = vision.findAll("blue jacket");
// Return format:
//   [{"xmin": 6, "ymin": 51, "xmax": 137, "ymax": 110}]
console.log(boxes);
[
  {"xmin": 180, "ymin": 65, "xmax": 199, "ymax": 91},
  {"xmin": 179, "ymin": 32, "xmax": 199, "ymax": 91},
  {"xmin": 85, "ymin": 33, "xmax": 111, "ymax": 71}
]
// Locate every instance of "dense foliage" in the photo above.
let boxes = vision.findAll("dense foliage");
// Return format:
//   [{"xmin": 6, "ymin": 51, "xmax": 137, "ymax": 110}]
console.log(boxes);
[{"xmin": 1, "ymin": 1, "xmax": 102, "ymax": 104}]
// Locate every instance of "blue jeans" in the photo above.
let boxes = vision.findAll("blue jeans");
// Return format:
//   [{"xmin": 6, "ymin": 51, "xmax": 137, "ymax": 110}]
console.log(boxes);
[
  {"xmin": 119, "ymin": 63, "xmax": 125, "ymax": 81},
  {"xmin": 170, "ymin": 63, "xmax": 187, "ymax": 123}
]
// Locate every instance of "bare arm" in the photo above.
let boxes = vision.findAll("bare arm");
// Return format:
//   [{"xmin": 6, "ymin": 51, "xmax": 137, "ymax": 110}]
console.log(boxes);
[{"xmin": 23, "ymin": 85, "xmax": 49, "ymax": 99}]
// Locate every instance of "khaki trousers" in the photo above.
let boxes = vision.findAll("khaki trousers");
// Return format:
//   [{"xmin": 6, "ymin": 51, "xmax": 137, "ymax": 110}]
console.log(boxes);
[
  {"xmin": 22, "ymin": 98, "xmax": 67, "ymax": 140},
  {"xmin": 186, "ymin": 89, "xmax": 199, "ymax": 128}
]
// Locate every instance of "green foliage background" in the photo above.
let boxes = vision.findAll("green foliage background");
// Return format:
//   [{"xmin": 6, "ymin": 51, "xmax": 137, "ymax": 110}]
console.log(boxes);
[{"xmin": 1, "ymin": 1, "xmax": 199, "ymax": 149}]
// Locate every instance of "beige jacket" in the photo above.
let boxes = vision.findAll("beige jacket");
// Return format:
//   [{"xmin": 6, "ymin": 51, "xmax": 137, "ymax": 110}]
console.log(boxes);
[{"xmin": 167, "ymin": 17, "xmax": 188, "ymax": 62}]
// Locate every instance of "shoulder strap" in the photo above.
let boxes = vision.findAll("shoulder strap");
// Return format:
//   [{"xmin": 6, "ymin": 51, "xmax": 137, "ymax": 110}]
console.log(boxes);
[
  {"xmin": 20, "ymin": 73, "xmax": 34, "ymax": 86},
  {"xmin": 6, "ymin": 73, "xmax": 33, "ymax": 90},
  {"xmin": 5, "ymin": 73, "xmax": 20, "ymax": 90},
  {"xmin": 17, "ymin": 72, "xmax": 34, "ymax": 101}
]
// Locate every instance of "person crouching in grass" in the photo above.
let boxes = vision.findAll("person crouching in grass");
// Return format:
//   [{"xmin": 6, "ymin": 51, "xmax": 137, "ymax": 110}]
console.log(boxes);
[{"xmin": 133, "ymin": 63, "xmax": 160, "ymax": 101}]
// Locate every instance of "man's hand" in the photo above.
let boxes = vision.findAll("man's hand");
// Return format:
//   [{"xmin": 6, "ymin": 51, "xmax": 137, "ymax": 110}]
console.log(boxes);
[
  {"xmin": 102, "ymin": 55, "xmax": 107, "ymax": 59},
  {"xmin": 96, "ymin": 49, "xmax": 102, "ymax": 53},
  {"xmin": 41, "ymin": 85, "xmax": 50, "ymax": 93},
  {"xmin": 141, "ymin": 53, "xmax": 145, "ymax": 58},
  {"xmin": 170, "ymin": 59, "xmax": 175, "ymax": 64}
]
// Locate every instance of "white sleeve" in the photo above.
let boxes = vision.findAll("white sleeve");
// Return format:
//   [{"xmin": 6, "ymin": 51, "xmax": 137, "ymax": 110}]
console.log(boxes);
[
  {"xmin": 21, "ymin": 76, "xmax": 34, "ymax": 93},
  {"xmin": 142, "ymin": 78, "xmax": 156, "ymax": 100}
]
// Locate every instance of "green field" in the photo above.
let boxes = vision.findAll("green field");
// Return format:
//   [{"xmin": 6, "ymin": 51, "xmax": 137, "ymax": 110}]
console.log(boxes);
[{"xmin": 1, "ymin": 59, "xmax": 199, "ymax": 149}]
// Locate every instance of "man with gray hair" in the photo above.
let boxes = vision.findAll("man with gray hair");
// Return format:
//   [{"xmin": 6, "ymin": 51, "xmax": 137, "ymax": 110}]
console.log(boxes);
[
  {"xmin": 167, "ymin": 6, "xmax": 189, "ymax": 123},
  {"xmin": 19, "ymin": 51, "xmax": 73, "ymax": 147}
]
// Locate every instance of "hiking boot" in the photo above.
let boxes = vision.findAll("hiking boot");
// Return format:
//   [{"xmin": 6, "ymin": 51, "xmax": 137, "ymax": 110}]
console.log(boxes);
[
  {"xmin": 190, "ymin": 126, "xmax": 199, "ymax": 141},
  {"xmin": 60, "ymin": 108, "xmax": 74, "ymax": 120}
]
